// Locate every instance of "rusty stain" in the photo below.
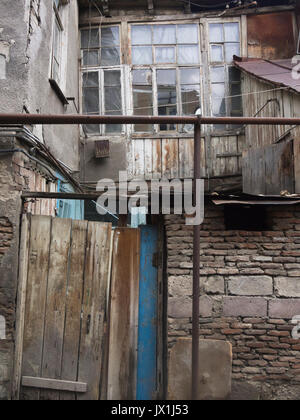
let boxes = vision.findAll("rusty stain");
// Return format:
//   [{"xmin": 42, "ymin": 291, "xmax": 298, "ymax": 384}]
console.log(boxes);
[{"xmin": 247, "ymin": 12, "xmax": 296, "ymax": 60}]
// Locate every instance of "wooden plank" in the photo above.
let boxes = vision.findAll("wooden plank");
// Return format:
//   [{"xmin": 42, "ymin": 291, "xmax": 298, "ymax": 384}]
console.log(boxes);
[
  {"xmin": 77, "ymin": 222, "xmax": 112, "ymax": 400},
  {"xmin": 162, "ymin": 139, "xmax": 179, "ymax": 179},
  {"xmin": 12, "ymin": 214, "xmax": 30, "ymax": 400},
  {"xmin": 107, "ymin": 228, "xmax": 140, "ymax": 400},
  {"xmin": 144, "ymin": 139, "xmax": 153, "ymax": 181},
  {"xmin": 40, "ymin": 218, "xmax": 72, "ymax": 400},
  {"xmin": 60, "ymin": 220, "xmax": 88, "ymax": 400},
  {"xmin": 152, "ymin": 139, "xmax": 162, "ymax": 179},
  {"xmin": 134, "ymin": 139, "xmax": 145, "ymax": 178},
  {"xmin": 22, "ymin": 377, "xmax": 87, "ymax": 393},
  {"xmin": 21, "ymin": 216, "xmax": 52, "ymax": 400}
]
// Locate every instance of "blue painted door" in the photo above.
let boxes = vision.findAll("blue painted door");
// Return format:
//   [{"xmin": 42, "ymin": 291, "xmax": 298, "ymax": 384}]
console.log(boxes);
[{"xmin": 137, "ymin": 225, "xmax": 159, "ymax": 400}]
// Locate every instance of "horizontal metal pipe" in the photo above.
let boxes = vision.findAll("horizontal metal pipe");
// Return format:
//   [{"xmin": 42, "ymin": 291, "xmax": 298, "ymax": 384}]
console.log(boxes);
[{"xmin": 1, "ymin": 114, "xmax": 300, "ymax": 125}]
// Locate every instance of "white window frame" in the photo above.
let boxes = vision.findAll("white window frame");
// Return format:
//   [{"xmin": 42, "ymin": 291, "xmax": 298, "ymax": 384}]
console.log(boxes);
[{"xmin": 81, "ymin": 66, "xmax": 126, "ymax": 136}]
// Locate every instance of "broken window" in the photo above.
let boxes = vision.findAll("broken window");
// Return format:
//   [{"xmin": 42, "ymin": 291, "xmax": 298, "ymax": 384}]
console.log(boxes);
[{"xmin": 208, "ymin": 21, "xmax": 242, "ymax": 130}]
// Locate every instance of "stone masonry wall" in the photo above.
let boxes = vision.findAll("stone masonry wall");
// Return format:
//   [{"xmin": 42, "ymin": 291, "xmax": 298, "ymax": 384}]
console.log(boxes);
[{"xmin": 165, "ymin": 204, "xmax": 300, "ymax": 400}]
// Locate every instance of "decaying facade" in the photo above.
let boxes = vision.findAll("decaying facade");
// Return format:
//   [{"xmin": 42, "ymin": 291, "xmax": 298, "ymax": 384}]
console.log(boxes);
[{"xmin": 1, "ymin": 0, "xmax": 300, "ymax": 400}]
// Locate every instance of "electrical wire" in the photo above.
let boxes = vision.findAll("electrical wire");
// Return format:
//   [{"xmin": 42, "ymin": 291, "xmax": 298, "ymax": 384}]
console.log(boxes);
[{"xmin": 84, "ymin": 85, "xmax": 288, "ymax": 115}]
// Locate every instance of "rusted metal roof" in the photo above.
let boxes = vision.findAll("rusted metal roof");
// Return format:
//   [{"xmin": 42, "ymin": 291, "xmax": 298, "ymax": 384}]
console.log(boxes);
[{"xmin": 234, "ymin": 58, "xmax": 300, "ymax": 94}]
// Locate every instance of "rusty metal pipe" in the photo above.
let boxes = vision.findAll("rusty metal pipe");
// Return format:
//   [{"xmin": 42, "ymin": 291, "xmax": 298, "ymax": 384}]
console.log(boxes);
[
  {"xmin": 1, "ymin": 114, "xmax": 300, "ymax": 125},
  {"xmin": 192, "ymin": 122, "xmax": 201, "ymax": 400}
]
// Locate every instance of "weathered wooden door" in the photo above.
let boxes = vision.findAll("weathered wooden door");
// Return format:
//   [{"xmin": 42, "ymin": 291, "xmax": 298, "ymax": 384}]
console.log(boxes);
[
  {"xmin": 107, "ymin": 226, "xmax": 162, "ymax": 401},
  {"xmin": 15, "ymin": 215, "xmax": 112, "ymax": 400}
]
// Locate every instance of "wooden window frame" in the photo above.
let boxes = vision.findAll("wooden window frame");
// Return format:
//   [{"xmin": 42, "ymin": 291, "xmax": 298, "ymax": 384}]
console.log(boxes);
[
  {"xmin": 205, "ymin": 17, "xmax": 243, "ymax": 131},
  {"xmin": 129, "ymin": 22, "xmax": 203, "ymax": 135}
]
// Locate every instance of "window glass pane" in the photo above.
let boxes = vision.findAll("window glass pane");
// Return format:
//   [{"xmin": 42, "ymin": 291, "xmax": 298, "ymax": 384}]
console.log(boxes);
[
  {"xmin": 211, "ymin": 66, "xmax": 225, "ymax": 83},
  {"xmin": 81, "ymin": 29, "xmax": 100, "ymax": 48},
  {"xmin": 155, "ymin": 47, "xmax": 175, "ymax": 64},
  {"xmin": 177, "ymin": 24, "xmax": 198, "ymax": 44},
  {"xmin": 83, "ymin": 50, "xmax": 99, "ymax": 66},
  {"xmin": 104, "ymin": 87, "xmax": 121, "ymax": 112},
  {"xmin": 83, "ymin": 72, "xmax": 99, "ymax": 87},
  {"xmin": 132, "ymin": 46, "xmax": 153, "ymax": 65},
  {"xmin": 83, "ymin": 88, "xmax": 99, "ymax": 113},
  {"xmin": 157, "ymin": 69, "xmax": 176, "ymax": 85},
  {"xmin": 181, "ymin": 85, "xmax": 200, "ymax": 115},
  {"xmin": 210, "ymin": 45, "xmax": 224, "ymax": 62},
  {"xmin": 132, "ymin": 25, "xmax": 152, "ymax": 45},
  {"xmin": 180, "ymin": 68, "xmax": 200, "ymax": 85},
  {"xmin": 104, "ymin": 83, "xmax": 122, "ymax": 132},
  {"xmin": 132, "ymin": 69, "xmax": 152, "ymax": 85},
  {"xmin": 83, "ymin": 124, "xmax": 100, "ymax": 135},
  {"xmin": 101, "ymin": 26, "xmax": 120, "ymax": 46},
  {"xmin": 224, "ymin": 22, "xmax": 240, "ymax": 42},
  {"xmin": 133, "ymin": 85, "xmax": 153, "ymax": 132},
  {"xmin": 209, "ymin": 23, "xmax": 224, "ymax": 43},
  {"xmin": 178, "ymin": 45, "xmax": 199, "ymax": 64},
  {"xmin": 153, "ymin": 25, "xmax": 176, "ymax": 44},
  {"xmin": 157, "ymin": 69, "xmax": 177, "ymax": 131},
  {"xmin": 104, "ymin": 70, "xmax": 121, "ymax": 86},
  {"xmin": 101, "ymin": 47, "xmax": 120, "ymax": 66},
  {"xmin": 225, "ymin": 43, "xmax": 240, "ymax": 63},
  {"xmin": 212, "ymin": 83, "xmax": 226, "ymax": 115}
]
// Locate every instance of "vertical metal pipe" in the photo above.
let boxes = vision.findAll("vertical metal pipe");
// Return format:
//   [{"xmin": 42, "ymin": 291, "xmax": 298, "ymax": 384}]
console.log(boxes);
[{"xmin": 192, "ymin": 122, "xmax": 201, "ymax": 400}]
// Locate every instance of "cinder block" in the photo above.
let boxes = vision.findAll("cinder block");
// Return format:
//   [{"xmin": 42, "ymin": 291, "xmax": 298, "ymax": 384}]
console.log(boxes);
[{"xmin": 168, "ymin": 338, "xmax": 232, "ymax": 400}]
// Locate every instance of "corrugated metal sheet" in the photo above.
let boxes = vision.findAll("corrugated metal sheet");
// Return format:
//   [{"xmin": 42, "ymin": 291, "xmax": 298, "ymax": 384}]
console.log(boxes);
[{"xmin": 235, "ymin": 58, "xmax": 300, "ymax": 94}]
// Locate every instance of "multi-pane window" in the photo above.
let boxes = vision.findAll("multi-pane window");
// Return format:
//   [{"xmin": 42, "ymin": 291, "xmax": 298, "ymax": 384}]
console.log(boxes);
[
  {"xmin": 82, "ymin": 69, "xmax": 123, "ymax": 134},
  {"xmin": 80, "ymin": 20, "xmax": 242, "ymax": 136},
  {"xmin": 208, "ymin": 22, "xmax": 242, "ymax": 128},
  {"xmin": 81, "ymin": 27, "xmax": 120, "ymax": 67},
  {"xmin": 51, "ymin": 1, "xmax": 63, "ymax": 85},
  {"xmin": 131, "ymin": 24, "xmax": 200, "ymax": 65},
  {"xmin": 131, "ymin": 23, "xmax": 201, "ymax": 132},
  {"xmin": 81, "ymin": 26, "xmax": 123, "ymax": 134}
]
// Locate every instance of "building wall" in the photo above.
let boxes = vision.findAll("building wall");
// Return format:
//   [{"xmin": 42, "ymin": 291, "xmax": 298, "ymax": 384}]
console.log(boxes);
[
  {"xmin": 0, "ymin": 0, "xmax": 80, "ymax": 171},
  {"xmin": 165, "ymin": 204, "xmax": 300, "ymax": 400}
]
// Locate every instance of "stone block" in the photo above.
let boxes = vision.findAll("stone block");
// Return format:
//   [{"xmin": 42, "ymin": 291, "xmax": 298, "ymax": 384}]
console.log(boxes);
[
  {"xmin": 275, "ymin": 278, "xmax": 300, "ymax": 298},
  {"xmin": 223, "ymin": 297, "xmax": 268, "ymax": 317},
  {"xmin": 168, "ymin": 296, "xmax": 213, "ymax": 318},
  {"xmin": 228, "ymin": 276, "xmax": 273, "ymax": 296},
  {"xmin": 168, "ymin": 338, "xmax": 232, "ymax": 400},
  {"xmin": 269, "ymin": 299, "xmax": 300, "ymax": 319}
]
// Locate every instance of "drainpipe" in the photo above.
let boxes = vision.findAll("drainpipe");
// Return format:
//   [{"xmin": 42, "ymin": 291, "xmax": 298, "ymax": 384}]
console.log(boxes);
[{"xmin": 192, "ymin": 121, "xmax": 201, "ymax": 400}]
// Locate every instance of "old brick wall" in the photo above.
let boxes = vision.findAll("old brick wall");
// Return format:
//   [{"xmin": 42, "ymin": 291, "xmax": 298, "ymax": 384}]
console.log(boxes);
[
  {"xmin": 165, "ymin": 204, "xmax": 300, "ymax": 400},
  {"xmin": 0, "ymin": 147, "xmax": 21, "ymax": 400}
]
